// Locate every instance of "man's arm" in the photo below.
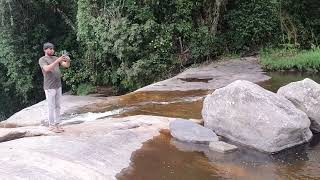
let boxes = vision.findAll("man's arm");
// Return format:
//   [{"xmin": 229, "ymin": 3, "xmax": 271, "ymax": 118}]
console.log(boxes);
[{"xmin": 42, "ymin": 57, "xmax": 64, "ymax": 73}]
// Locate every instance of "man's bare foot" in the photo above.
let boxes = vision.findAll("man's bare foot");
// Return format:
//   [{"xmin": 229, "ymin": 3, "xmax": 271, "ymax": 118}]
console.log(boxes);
[
  {"xmin": 56, "ymin": 125, "xmax": 65, "ymax": 132},
  {"xmin": 49, "ymin": 126, "xmax": 63, "ymax": 133}
]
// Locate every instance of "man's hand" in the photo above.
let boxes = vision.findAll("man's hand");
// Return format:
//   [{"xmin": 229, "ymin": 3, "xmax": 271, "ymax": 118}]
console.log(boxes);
[
  {"xmin": 62, "ymin": 55, "xmax": 70, "ymax": 61},
  {"xmin": 60, "ymin": 55, "xmax": 71, "ymax": 68}
]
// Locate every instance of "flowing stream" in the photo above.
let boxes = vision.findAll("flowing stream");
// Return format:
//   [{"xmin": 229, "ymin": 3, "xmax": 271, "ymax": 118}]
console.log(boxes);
[{"xmin": 63, "ymin": 72, "xmax": 320, "ymax": 180}]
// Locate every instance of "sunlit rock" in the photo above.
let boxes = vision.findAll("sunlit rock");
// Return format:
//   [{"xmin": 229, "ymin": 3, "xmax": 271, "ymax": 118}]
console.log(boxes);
[
  {"xmin": 202, "ymin": 80, "xmax": 312, "ymax": 153},
  {"xmin": 277, "ymin": 78, "xmax": 320, "ymax": 133}
]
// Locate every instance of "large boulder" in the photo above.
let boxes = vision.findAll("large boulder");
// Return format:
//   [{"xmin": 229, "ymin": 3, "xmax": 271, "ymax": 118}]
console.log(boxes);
[
  {"xmin": 202, "ymin": 80, "xmax": 312, "ymax": 153},
  {"xmin": 277, "ymin": 78, "xmax": 320, "ymax": 133},
  {"xmin": 169, "ymin": 119, "xmax": 218, "ymax": 144}
]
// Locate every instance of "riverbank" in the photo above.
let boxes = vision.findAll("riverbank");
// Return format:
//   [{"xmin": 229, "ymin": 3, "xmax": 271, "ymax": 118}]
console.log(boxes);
[{"xmin": 261, "ymin": 48, "xmax": 320, "ymax": 72}]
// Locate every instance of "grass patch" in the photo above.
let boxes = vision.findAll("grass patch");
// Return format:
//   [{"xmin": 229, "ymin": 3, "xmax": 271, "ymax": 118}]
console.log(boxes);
[
  {"xmin": 76, "ymin": 83, "xmax": 96, "ymax": 96},
  {"xmin": 261, "ymin": 48, "xmax": 320, "ymax": 72}
]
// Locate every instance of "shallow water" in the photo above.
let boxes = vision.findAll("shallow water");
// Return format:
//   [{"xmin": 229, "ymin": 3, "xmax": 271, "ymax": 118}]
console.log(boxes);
[
  {"xmin": 77, "ymin": 90, "xmax": 210, "ymax": 120},
  {"xmin": 260, "ymin": 71, "xmax": 320, "ymax": 92},
  {"xmin": 115, "ymin": 72, "xmax": 320, "ymax": 180},
  {"xmin": 117, "ymin": 134, "xmax": 320, "ymax": 180}
]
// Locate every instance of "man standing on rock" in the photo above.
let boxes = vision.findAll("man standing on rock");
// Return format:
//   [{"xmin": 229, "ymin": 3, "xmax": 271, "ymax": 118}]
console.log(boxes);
[{"xmin": 39, "ymin": 42, "xmax": 70, "ymax": 133}]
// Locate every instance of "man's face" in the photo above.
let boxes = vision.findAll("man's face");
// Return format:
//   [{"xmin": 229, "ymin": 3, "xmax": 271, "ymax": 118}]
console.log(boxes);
[{"xmin": 44, "ymin": 48, "xmax": 55, "ymax": 56}]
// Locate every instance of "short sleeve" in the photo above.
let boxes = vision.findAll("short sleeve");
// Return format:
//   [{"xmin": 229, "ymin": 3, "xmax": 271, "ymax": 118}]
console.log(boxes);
[{"xmin": 39, "ymin": 57, "xmax": 48, "ymax": 69}]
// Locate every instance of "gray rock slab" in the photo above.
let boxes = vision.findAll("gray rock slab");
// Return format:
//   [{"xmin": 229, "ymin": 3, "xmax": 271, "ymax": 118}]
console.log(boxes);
[
  {"xmin": 0, "ymin": 126, "xmax": 54, "ymax": 142},
  {"xmin": 277, "ymin": 78, "xmax": 320, "ymax": 132},
  {"xmin": 209, "ymin": 141, "xmax": 238, "ymax": 153},
  {"xmin": 0, "ymin": 115, "xmax": 176, "ymax": 180},
  {"xmin": 136, "ymin": 57, "xmax": 271, "ymax": 92},
  {"xmin": 2, "ymin": 95, "xmax": 110, "ymax": 127},
  {"xmin": 202, "ymin": 80, "xmax": 312, "ymax": 153},
  {"xmin": 169, "ymin": 119, "xmax": 218, "ymax": 143}
]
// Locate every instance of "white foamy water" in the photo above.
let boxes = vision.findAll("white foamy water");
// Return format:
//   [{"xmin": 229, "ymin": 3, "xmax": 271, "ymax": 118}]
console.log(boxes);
[
  {"xmin": 59, "ymin": 96, "xmax": 203, "ymax": 126},
  {"xmin": 138, "ymin": 96, "xmax": 204, "ymax": 105},
  {"xmin": 60, "ymin": 109, "xmax": 124, "ymax": 125}
]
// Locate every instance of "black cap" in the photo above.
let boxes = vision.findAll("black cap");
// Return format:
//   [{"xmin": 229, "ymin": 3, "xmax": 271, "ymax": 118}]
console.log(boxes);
[{"xmin": 43, "ymin": 42, "xmax": 54, "ymax": 50}]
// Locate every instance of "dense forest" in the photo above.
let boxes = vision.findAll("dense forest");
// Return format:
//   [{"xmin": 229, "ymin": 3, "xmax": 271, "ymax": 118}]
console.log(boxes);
[{"xmin": 0, "ymin": 0, "xmax": 319, "ymax": 119}]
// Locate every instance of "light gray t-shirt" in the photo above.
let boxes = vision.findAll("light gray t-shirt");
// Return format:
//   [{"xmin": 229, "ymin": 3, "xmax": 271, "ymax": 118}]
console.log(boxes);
[{"xmin": 39, "ymin": 56, "xmax": 62, "ymax": 90}]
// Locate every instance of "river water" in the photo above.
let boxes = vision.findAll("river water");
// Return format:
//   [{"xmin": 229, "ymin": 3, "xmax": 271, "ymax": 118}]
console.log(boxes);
[{"xmin": 113, "ymin": 72, "xmax": 320, "ymax": 180}]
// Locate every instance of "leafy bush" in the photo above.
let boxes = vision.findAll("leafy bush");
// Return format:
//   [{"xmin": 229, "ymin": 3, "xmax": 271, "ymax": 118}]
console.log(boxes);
[
  {"xmin": 222, "ymin": 0, "xmax": 282, "ymax": 52},
  {"xmin": 74, "ymin": 0, "xmax": 226, "ymax": 92}
]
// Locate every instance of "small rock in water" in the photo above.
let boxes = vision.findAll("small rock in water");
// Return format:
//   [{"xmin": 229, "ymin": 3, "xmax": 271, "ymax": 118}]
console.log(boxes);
[
  {"xmin": 209, "ymin": 141, "xmax": 238, "ymax": 153},
  {"xmin": 169, "ymin": 119, "xmax": 218, "ymax": 144}
]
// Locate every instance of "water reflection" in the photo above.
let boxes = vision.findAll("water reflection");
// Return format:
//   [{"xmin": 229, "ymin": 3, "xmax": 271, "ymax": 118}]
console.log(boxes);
[{"xmin": 117, "ymin": 134, "xmax": 238, "ymax": 180}]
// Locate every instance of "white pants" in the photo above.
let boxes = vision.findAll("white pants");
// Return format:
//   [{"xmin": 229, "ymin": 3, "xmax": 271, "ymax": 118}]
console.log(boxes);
[{"xmin": 45, "ymin": 87, "xmax": 62, "ymax": 126}]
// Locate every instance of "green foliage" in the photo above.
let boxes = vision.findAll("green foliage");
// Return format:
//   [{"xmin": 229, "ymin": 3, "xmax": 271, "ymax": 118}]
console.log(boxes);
[
  {"xmin": 279, "ymin": 0, "xmax": 320, "ymax": 48},
  {"xmin": 1, "ymin": 0, "xmax": 320, "ymax": 119},
  {"xmin": 190, "ymin": 26, "xmax": 224, "ymax": 61},
  {"xmin": 222, "ymin": 0, "xmax": 282, "ymax": 52},
  {"xmin": 76, "ymin": 83, "xmax": 96, "ymax": 96},
  {"xmin": 73, "ymin": 0, "xmax": 226, "ymax": 92}
]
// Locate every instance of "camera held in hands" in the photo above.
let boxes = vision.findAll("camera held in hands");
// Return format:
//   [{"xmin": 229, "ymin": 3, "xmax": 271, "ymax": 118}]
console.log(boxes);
[{"xmin": 60, "ymin": 50, "xmax": 71, "ymax": 61}]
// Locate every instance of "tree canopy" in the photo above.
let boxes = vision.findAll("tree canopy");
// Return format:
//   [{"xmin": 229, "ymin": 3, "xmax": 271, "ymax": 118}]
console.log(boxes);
[{"xmin": 0, "ymin": 0, "xmax": 319, "ymax": 119}]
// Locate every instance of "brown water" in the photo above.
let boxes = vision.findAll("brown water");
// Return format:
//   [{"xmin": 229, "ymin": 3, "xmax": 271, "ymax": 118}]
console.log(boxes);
[
  {"xmin": 117, "ymin": 133, "xmax": 320, "ymax": 180},
  {"xmin": 79, "ymin": 90, "xmax": 209, "ymax": 119},
  {"xmin": 115, "ymin": 71, "xmax": 320, "ymax": 180}
]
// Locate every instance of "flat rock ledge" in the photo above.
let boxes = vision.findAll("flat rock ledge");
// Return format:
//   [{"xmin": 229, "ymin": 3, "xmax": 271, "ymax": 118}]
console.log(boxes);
[
  {"xmin": 0, "ymin": 115, "xmax": 179, "ymax": 180},
  {"xmin": 137, "ymin": 57, "xmax": 271, "ymax": 92},
  {"xmin": 0, "ymin": 126, "xmax": 54, "ymax": 142},
  {"xmin": 2, "ymin": 95, "xmax": 109, "ymax": 127}
]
